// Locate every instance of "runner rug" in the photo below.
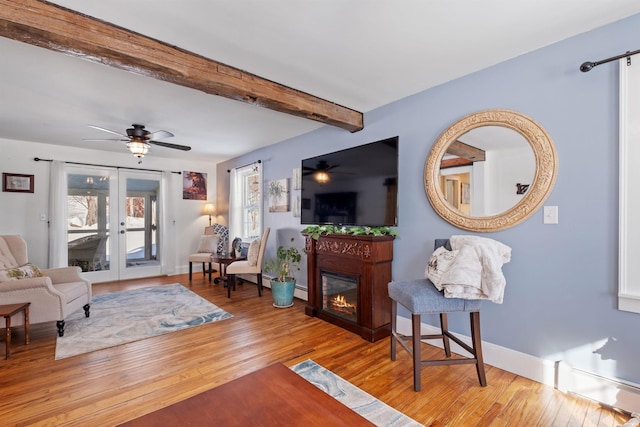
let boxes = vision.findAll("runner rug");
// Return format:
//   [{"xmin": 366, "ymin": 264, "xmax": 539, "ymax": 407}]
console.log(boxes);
[
  {"xmin": 291, "ymin": 360, "xmax": 423, "ymax": 426},
  {"xmin": 55, "ymin": 283, "xmax": 232, "ymax": 359}
]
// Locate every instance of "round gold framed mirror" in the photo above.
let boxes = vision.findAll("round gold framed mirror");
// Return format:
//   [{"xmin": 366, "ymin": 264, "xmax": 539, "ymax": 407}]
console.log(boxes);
[{"xmin": 424, "ymin": 109, "xmax": 558, "ymax": 232}]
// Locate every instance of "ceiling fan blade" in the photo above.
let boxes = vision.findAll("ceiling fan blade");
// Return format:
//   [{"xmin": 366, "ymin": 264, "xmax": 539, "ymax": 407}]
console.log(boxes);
[
  {"xmin": 83, "ymin": 138, "xmax": 128, "ymax": 142},
  {"xmin": 88, "ymin": 125, "xmax": 127, "ymax": 138},
  {"xmin": 147, "ymin": 130, "xmax": 174, "ymax": 140},
  {"xmin": 148, "ymin": 140, "xmax": 191, "ymax": 151}
]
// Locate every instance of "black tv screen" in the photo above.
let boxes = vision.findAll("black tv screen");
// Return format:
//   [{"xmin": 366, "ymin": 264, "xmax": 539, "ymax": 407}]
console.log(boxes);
[{"xmin": 300, "ymin": 136, "xmax": 398, "ymax": 227}]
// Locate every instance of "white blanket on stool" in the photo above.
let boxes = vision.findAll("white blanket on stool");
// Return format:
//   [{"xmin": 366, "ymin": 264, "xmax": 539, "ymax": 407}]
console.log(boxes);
[{"xmin": 440, "ymin": 235, "xmax": 511, "ymax": 304}]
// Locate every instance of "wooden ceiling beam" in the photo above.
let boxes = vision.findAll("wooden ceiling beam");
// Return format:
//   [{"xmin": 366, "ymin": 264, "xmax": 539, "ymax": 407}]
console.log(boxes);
[
  {"xmin": 0, "ymin": 0, "xmax": 364, "ymax": 132},
  {"xmin": 440, "ymin": 157, "xmax": 474, "ymax": 169},
  {"xmin": 446, "ymin": 140, "xmax": 485, "ymax": 161}
]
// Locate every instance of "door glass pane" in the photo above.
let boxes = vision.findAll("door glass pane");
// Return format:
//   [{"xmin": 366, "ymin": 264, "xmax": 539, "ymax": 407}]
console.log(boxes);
[
  {"xmin": 125, "ymin": 178, "xmax": 160, "ymax": 268},
  {"xmin": 67, "ymin": 173, "xmax": 110, "ymax": 272}
]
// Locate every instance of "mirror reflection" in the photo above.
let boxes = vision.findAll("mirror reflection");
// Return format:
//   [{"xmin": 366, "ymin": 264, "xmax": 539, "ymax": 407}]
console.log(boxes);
[{"xmin": 439, "ymin": 126, "xmax": 535, "ymax": 217}]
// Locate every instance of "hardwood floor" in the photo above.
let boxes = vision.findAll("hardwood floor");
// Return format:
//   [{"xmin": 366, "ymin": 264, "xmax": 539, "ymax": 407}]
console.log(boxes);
[{"xmin": 0, "ymin": 274, "xmax": 629, "ymax": 426}]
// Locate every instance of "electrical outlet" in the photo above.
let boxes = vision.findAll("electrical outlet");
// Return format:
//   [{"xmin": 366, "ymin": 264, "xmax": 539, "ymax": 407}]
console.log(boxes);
[{"xmin": 40, "ymin": 213, "xmax": 47, "ymax": 221}]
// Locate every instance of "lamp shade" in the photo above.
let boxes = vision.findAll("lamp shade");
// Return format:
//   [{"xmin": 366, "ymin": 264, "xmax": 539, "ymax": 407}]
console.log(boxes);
[{"xmin": 202, "ymin": 202, "xmax": 216, "ymax": 215}]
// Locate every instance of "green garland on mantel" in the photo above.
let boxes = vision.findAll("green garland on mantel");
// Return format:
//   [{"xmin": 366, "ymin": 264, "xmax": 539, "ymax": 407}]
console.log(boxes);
[{"xmin": 301, "ymin": 225, "xmax": 398, "ymax": 240}]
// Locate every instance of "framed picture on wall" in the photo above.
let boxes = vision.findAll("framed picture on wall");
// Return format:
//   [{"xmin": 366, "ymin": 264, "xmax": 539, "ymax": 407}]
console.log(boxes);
[
  {"xmin": 182, "ymin": 171, "xmax": 207, "ymax": 200},
  {"xmin": 268, "ymin": 178, "xmax": 290, "ymax": 212},
  {"xmin": 461, "ymin": 183, "xmax": 470, "ymax": 204},
  {"xmin": 3, "ymin": 173, "xmax": 34, "ymax": 193}
]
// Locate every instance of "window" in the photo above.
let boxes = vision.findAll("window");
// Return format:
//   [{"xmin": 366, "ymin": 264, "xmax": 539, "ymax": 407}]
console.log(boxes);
[
  {"xmin": 619, "ymin": 57, "xmax": 640, "ymax": 313},
  {"xmin": 230, "ymin": 163, "xmax": 262, "ymax": 241}
]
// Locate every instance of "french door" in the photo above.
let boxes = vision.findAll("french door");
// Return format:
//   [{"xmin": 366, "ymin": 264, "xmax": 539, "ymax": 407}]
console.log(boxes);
[{"xmin": 66, "ymin": 166, "xmax": 162, "ymax": 282}]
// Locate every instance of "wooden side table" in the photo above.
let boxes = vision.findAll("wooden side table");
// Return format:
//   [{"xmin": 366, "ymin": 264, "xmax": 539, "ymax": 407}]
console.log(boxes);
[{"xmin": 1, "ymin": 302, "xmax": 30, "ymax": 360}]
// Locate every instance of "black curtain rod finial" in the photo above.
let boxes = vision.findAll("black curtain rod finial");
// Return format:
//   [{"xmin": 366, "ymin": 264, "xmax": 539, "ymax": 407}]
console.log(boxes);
[{"xmin": 580, "ymin": 61, "xmax": 595, "ymax": 72}]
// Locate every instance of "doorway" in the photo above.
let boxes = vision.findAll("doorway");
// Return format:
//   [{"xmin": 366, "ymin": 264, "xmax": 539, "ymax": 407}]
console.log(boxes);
[{"xmin": 66, "ymin": 166, "xmax": 162, "ymax": 282}]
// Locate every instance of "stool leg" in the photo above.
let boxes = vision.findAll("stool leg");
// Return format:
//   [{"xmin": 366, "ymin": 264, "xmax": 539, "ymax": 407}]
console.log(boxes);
[
  {"xmin": 440, "ymin": 313, "xmax": 452, "ymax": 357},
  {"xmin": 470, "ymin": 311, "xmax": 487, "ymax": 386},
  {"xmin": 390, "ymin": 299, "xmax": 397, "ymax": 360},
  {"xmin": 412, "ymin": 313, "xmax": 422, "ymax": 392}
]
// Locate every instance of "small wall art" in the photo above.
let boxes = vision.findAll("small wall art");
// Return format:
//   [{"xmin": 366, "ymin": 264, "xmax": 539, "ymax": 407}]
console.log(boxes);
[
  {"xmin": 268, "ymin": 178, "xmax": 289, "ymax": 212},
  {"xmin": 292, "ymin": 167, "xmax": 302, "ymax": 190},
  {"xmin": 3, "ymin": 173, "xmax": 34, "ymax": 193},
  {"xmin": 293, "ymin": 195, "xmax": 301, "ymax": 217},
  {"xmin": 182, "ymin": 171, "xmax": 207, "ymax": 200},
  {"xmin": 461, "ymin": 183, "xmax": 470, "ymax": 204}
]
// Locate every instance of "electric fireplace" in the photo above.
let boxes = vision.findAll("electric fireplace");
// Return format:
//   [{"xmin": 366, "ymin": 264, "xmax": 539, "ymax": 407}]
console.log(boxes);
[
  {"xmin": 322, "ymin": 271, "xmax": 358, "ymax": 323},
  {"xmin": 304, "ymin": 233, "xmax": 394, "ymax": 342}
]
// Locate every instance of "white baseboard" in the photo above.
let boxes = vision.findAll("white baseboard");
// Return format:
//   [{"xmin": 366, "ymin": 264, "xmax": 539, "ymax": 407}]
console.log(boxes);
[{"xmin": 395, "ymin": 316, "xmax": 640, "ymax": 414}]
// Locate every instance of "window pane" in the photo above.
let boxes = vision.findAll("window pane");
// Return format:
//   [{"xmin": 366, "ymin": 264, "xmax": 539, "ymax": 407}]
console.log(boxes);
[{"xmin": 67, "ymin": 173, "xmax": 109, "ymax": 272}]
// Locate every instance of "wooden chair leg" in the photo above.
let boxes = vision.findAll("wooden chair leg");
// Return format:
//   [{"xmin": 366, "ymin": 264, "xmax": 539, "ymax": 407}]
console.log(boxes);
[
  {"xmin": 440, "ymin": 312, "xmax": 452, "ymax": 357},
  {"xmin": 201, "ymin": 262, "xmax": 205, "ymax": 277},
  {"xmin": 256, "ymin": 273, "xmax": 263, "ymax": 297},
  {"xmin": 390, "ymin": 299, "xmax": 397, "ymax": 360},
  {"xmin": 412, "ymin": 313, "xmax": 422, "ymax": 392},
  {"xmin": 470, "ymin": 311, "xmax": 487, "ymax": 386},
  {"xmin": 227, "ymin": 274, "xmax": 234, "ymax": 298},
  {"xmin": 189, "ymin": 262, "xmax": 193, "ymax": 280}
]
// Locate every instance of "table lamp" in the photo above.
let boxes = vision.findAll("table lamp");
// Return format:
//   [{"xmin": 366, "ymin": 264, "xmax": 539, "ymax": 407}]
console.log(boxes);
[{"xmin": 202, "ymin": 202, "xmax": 216, "ymax": 226}]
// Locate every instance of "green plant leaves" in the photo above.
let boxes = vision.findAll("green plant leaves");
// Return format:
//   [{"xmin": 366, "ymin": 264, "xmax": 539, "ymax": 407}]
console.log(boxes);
[{"xmin": 301, "ymin": 225, "xmax": 398, "ymax": 240}]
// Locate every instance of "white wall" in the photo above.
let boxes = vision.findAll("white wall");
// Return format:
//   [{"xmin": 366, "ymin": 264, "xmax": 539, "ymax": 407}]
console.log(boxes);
[{"xmin": 0, "ymin": 138, "xmax": 219, "ymax": 277}]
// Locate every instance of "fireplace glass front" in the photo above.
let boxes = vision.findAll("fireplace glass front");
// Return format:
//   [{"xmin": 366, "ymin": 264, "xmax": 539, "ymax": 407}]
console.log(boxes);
[{"xmin": 321, "ymin": 270, "xmax": 358, "ymax": 323}]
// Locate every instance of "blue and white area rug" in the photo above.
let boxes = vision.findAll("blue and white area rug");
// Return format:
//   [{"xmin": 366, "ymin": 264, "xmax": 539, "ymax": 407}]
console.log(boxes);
[
  {"xmin": 55, "ymin": 284, "xmax": 232, "ymax": 360},
  {"xmin": 291, "ymin": 360, "xmax": 423, "ymax": 427}
]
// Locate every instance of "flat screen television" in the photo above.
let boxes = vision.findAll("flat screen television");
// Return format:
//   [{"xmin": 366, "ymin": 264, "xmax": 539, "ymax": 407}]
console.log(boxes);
[{"xmin": 300, "ymin": 136, "xmax": 398, "ymax": 227}]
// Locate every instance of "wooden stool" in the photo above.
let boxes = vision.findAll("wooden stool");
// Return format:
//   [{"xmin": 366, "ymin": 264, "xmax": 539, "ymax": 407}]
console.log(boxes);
[
  {"xmin": 1, "ymin": 302, "xmax": 30, "ymax": 360},
  {"xmin": 388, "ymin": 279, "xmax": 486, "ymax": 391}
]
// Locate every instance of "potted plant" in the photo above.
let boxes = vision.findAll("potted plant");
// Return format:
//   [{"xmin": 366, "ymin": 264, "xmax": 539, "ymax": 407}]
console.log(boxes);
[{"xmin": 265, "ymin": 238, "xmax": 303, "ymax": 308}]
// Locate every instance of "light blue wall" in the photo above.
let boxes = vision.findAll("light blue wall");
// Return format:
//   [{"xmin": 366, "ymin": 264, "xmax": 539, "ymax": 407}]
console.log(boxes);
[{"xmin": 218, "ymin": 14, "xmax": 640, "ymax": 385}]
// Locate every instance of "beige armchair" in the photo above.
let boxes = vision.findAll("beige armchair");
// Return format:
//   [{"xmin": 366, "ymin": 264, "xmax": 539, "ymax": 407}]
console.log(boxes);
[
  {"xmin": 226, "ymin": 228, "xmax": 270, "ymax": 298},
  {"xmin": 0, "ymin": 235, "xmax": 91, "ymax": 337},
  {"xmin": 188, "ymin": 224, "xmax": 229, "ymax": 281}
]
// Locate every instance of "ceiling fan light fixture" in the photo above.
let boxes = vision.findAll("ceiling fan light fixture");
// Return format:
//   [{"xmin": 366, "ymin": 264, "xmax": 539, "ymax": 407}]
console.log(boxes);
[
  {"xmin": 314, "ymin": 170, "xmax": 330, "ymax": 184},
  {"xmin": 127, "ymin": 140, "xmax": 150, "ymax": 162}
]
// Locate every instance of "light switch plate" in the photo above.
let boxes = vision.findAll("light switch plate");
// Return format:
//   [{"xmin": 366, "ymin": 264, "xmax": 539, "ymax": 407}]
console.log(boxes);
[{"xmin": 543, "ymin": 206, "xmax": 558, "ymax": 224}]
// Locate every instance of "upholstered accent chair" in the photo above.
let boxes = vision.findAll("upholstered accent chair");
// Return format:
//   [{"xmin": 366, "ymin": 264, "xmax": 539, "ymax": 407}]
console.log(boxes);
[
  {"xmin": 188, "ymin": 224, "xmax": 229, "ymax": 281},
  {"xmin": 226, "ymin": 228, "xmax": 270, "ymax": 298},
  {"xmin": 0, "ymin": 235, "xmax": 92, "ymax": 337}
]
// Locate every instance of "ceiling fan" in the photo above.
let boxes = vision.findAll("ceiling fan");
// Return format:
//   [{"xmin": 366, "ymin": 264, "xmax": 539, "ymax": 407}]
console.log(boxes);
[
  {"xmin": 303, "ymin": 160, "xmax": 339, "ymax": 184},
  {"xmin": 85, "ymin": 124, "xmax": 191, "ymax": 163}
]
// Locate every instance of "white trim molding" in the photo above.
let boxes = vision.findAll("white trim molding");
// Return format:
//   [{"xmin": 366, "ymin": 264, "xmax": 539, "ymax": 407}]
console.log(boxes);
[{"xmin": 619, "ymin": 57, "xmax": 640, "ymax": 314}]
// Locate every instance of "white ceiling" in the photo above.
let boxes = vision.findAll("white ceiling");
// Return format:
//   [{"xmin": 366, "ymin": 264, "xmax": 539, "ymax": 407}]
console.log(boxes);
[{"xmin": 2, "ymin": 1, "xmax": 640, "ymax": 163}]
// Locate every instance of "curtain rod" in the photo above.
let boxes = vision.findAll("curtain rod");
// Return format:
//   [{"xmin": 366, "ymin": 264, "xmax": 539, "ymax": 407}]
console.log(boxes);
[
  {"xmin": 34, "ymin": 157, "xmax": 181, "ymax": 174},
  {"xmin": 227, "ymin": 159, "xmax": 262, "ymax": 173},
  {"xmin": 580, "ymin": 48, "xmax": 640, "ymax": 72}
]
